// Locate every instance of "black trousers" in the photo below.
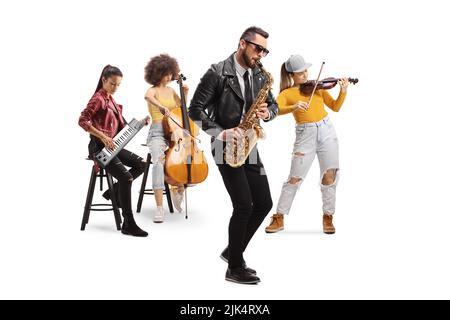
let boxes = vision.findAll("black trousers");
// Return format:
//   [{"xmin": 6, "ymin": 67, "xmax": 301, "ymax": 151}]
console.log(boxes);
[
  {"xmin": 89, "ymin": 137, "xmax": 145, "ymax": 217},
  {"xmin": 217, "ymin": 154, "xmax": 273, "ymax": 268}
]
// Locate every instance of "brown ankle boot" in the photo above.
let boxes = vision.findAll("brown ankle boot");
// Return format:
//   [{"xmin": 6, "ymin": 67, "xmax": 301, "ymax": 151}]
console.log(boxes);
[
  {"xmin": 265, "ymin": 213, "xmax": 284, "ymax": 233},
  {"xmin": 323, "ymin": 214, "xmax": 335, "ymax": 234}
]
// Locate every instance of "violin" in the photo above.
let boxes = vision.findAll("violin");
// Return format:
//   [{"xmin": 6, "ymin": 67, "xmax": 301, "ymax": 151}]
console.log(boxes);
[
  {"xmin": 300, "ymin": 77, "xmax": 359, "ymax": 95},
  {"xmin": 163, "ymin": 74, "xmax": 208, "ymax": 188}
]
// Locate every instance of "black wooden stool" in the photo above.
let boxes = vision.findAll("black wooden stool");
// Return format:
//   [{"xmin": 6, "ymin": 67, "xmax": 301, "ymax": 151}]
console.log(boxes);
[
  {"xmin": 99, "ymin": 167, "xmax": 105, "ymax": 191},
  {"xmin": 81, "ymin": 164, "xmax": 122, "ymax": 231},
  {"xmin": 137, "ymin": 151, "xmax": 174, "ymax": 213}
]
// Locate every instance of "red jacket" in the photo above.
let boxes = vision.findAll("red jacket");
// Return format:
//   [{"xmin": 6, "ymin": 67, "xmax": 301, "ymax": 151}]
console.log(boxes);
[{"xmin": 79, "ymin": 89, "xmax": 125, "ymax": 138}]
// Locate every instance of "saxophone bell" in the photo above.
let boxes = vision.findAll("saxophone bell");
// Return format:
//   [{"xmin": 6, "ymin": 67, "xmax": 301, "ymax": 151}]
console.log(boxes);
[{"xmin": 252, "ymin": 123, "xmax": 266, "ymax": 140}]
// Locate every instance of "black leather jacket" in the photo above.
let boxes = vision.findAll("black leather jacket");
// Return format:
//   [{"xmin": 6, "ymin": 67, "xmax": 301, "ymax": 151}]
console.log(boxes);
[{"xmin": 189, "ymin": 53, "xmax": 278, "ymax": 139}]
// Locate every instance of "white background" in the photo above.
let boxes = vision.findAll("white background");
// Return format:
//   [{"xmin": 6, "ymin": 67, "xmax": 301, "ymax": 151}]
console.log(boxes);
[{"xmin": 1, "ymin": 0, "xmax": 449, "ymax": 299}]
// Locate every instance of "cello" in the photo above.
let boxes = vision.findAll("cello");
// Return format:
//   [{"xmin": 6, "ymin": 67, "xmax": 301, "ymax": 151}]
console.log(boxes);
[{"xmin": 163, "ymin": 74, "xmax": 208, "ymax": 216}]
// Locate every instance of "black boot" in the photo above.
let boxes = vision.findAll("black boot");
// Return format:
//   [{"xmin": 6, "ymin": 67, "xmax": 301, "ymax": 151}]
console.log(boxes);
[
  {"xmin": 102, "ymin": 183, "xmax": 121, "ymax": 208},
  {"xmin": 121, "ymin": 214, "xmax": 148, "ymax": 237},
  {"xmin": 225, "ymin": 267, "xmax": 260, "ymax": 285},
  {"xmin": 220, "ymin": 247, "xmax": 257, "ymax": 275}
]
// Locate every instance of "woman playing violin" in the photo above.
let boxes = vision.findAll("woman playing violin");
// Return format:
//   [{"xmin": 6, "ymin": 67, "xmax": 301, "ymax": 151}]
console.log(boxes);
[
  {"xmin": 144, "ymin": 54, "xmax": 188, "ymax": 223},
  {"xmin": 265, "ymin": 54, "xmax": 350, "ymax": 235}
]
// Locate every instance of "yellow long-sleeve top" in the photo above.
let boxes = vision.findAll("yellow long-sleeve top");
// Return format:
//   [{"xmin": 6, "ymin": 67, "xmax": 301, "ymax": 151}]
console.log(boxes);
[
  {"xmin": 147, "ymin": 95, "xmax": 179, "ymax": 122},
  {"xmin": 277, "ymin": 87, "xmax": 346, "ymax": 123}
]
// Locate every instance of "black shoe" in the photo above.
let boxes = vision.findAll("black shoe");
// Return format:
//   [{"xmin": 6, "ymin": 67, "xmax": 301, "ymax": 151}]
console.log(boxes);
[
  {"xmin": 220, "ymin": 247, "xmax": 257, "ymax": 275},
  {"xmin": 225, "ymin": 267, "xmax": 260, "ymax": 285},
  {"xmin": 121, "ymin": 215, "xmax": 148, "ymax": 237},
  {"xmin": 102, "ymin": 183, "xmax": 121, "ymax": 208}
]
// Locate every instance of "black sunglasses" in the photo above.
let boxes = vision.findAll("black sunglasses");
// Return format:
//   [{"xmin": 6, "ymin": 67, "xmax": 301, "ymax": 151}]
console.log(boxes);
[{"xmin": 244, "ymin": 40, "xmax": 269, "ymax": 56}]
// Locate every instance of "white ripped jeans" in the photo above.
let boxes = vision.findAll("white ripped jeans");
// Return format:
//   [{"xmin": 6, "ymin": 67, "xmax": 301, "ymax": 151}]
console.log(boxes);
[
  {"xmin": 146, "ymin": 123, "xmax": 168, "ymax": 190},
  {"xmin": 276, "ymin": 116, "xmax": 340, "ymax": 215}
]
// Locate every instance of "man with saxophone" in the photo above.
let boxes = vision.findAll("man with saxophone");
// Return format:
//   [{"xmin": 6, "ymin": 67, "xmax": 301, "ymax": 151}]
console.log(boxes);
[{"xmin": 189, "ymin": 26, "xmax": 278, "ymax": 284}]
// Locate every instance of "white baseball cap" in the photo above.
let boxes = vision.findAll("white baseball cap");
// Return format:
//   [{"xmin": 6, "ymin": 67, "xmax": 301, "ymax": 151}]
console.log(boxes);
[{"xmin": 285, "ymin": 54, "xmax": 312, "ymax": 73}]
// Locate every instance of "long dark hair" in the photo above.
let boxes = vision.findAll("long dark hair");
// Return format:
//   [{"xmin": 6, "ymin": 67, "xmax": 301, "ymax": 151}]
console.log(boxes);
[{"xmin": 95, "ymin": 65, "xmax": 123, "ymax": 93}]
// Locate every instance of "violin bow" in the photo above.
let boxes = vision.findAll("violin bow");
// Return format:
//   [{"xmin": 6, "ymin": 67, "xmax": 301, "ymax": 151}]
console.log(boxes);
[{"xmin": 306, "ymin": 61, "xmax": 325, "ymax": 109}]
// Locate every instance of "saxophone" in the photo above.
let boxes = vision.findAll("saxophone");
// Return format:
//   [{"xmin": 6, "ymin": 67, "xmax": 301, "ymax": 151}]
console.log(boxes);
[{"xmin": 224, "ymin": 61, "xmax": 274, "ymax": 168}]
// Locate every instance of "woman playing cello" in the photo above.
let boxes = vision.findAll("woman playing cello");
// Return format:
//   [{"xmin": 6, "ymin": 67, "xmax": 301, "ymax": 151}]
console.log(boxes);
[{"xmin": 144, "ymin": 54, "xmax": 187, "ymax": 222}]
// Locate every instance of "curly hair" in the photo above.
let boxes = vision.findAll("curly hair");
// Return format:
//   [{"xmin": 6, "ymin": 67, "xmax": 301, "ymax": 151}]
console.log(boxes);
[{"xmin": 144, "ymin": 54, "xmax": 180, "ymax": 85}]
